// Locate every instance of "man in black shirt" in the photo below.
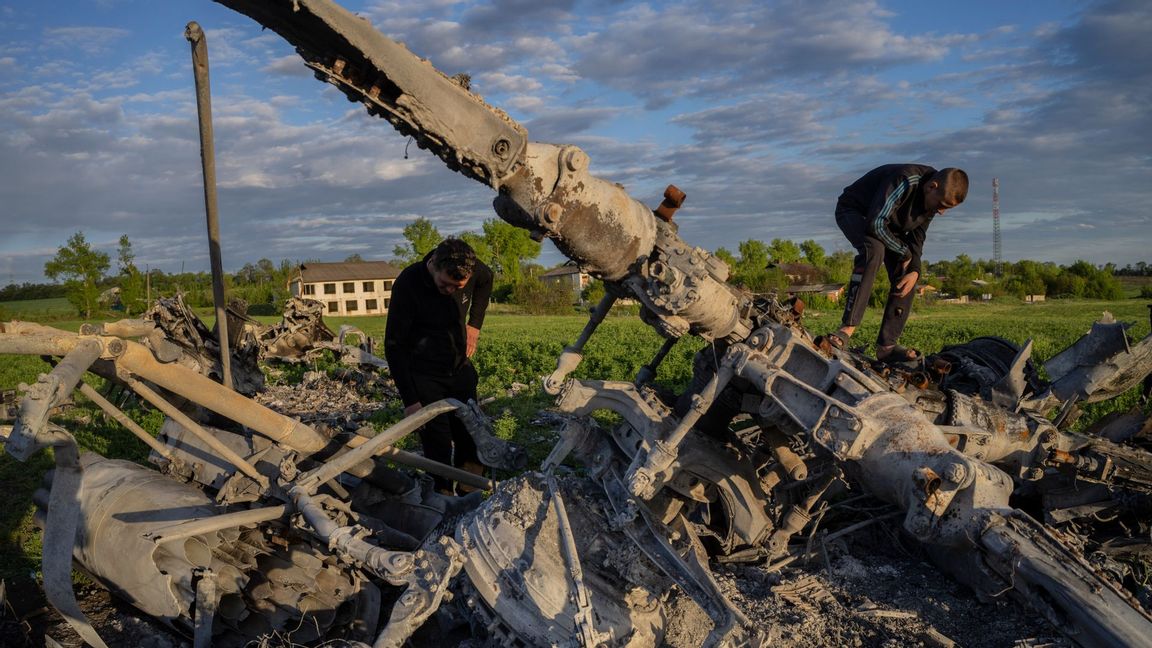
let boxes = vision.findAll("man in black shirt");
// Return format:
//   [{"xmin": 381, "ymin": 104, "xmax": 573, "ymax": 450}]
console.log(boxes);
[
  {"xmin": 384, "ymin": 238, "xmax": 493, "ymax": 493},
  {"xmin": 830, "ymin": 164, "xmax": 968, "ymax": 362}
]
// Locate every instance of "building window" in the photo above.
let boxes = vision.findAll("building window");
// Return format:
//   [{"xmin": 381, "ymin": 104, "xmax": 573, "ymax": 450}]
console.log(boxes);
[
  {"xmin": 363, "ymin": 281, "xmax": 375, "ymax": 292},
  {"xmin": 346, "ymin": 300, "xmax": 359, "ymax": 312},
  {"xmin": 384, "ymin": 298, "xmax": 391, "ymax": 309},
  {"xmin": 324, "ymin": 283, "xmax": 336, "ymax": 295},
  {"xmin": 382, "ymin": 280, "xmax": 393, "ymax": 291},
  {"xmin": 343, "ymin": 282, "xmax": 356, "ymax": 293},
  {"xmin": 365, "ymin": 299, "xmax": 378, "ymax": 311},
  {"xmin": 327, "ymin": 301, "xmax": 338, "ymax": 313},
  {"xmin": 303, "ymin": 284, "xmax": 315, "ymax": 295}
]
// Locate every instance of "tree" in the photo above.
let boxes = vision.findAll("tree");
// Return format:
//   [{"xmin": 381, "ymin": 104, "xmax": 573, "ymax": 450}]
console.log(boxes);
[
  {"xmin": 482, "ymin": 218, "xmax": 541, "ymax": 284},
  {"xmin": 458, "ymin": 231, "xmax": 493, "ymax": 266},
  {"xmin": 117, "ymin": 235, "xmax": 145, "ymax": 315},
  {"xmin": 345, "ymin": 253, "xmax": 364, "ymax": 263},
  {"xmin": 392, "ymin": 217, "xmax": 442, "ymax": 264},
  {"xmin": 767, "ymin": 238, "xmax": 801, "ymax": 264},
  {"xmin": 799, "ymin": 240, "xmax": 825, "ymax": 268},
  {"xmin": 44, "ymin": 231, "xmax": 110, "ymax": 318}
]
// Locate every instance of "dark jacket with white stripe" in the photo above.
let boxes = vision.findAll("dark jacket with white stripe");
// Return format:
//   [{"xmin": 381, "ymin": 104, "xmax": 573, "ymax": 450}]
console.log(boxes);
[{"xmin": 836, "ymin": 163, "xmax": 937, "ymax": 274}]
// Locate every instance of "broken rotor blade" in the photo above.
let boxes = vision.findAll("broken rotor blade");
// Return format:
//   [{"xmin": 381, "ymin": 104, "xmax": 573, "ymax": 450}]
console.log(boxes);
[{"xmin": 213, "ymin": 0, "xmax": 528, "ymax": 188}]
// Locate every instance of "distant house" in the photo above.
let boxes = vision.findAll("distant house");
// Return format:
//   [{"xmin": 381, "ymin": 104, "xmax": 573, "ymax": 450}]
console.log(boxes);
[
  {"xmin": 541, "ymin": 261, "xmax": 592, "ymax": 295},
  {"xmin": 786, "ymin": 283, "xmax": 845, "ymax": 302},
  {"xmin": 772, "ymin": 262, "xmax": 823, "ymax": 285},
  {"xmin": 1025, "ymin": 294, "xmax": 1046, "ymax": 303},
  {"xmin": 287, "ymin": 261, "xmax": 402, "ymax": 317}
]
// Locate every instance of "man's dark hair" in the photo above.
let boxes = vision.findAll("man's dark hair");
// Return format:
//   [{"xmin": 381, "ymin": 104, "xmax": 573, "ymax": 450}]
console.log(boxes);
[
  {"xmin": 934, "ymin": 167, "xmax": 969, "ymax": 206},
  {"xmin": 430, "ymin": 238, "xmax": 477, "ymax": 281}
]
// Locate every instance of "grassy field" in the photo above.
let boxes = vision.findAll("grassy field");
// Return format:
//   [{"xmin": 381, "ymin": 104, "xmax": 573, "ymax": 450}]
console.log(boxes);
[{"xmin": 1, "ymin": 296, "xmax": 1150, "ymax": 579}]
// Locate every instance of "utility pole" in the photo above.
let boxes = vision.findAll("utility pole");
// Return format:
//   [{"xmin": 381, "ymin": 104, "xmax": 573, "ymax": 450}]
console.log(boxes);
[{"xmin": 992, "ymin": 178, "xmax": 1002, "ymax": 276}]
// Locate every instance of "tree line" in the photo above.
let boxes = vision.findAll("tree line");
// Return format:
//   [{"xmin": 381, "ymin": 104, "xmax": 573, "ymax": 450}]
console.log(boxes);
[{"xmin": 8, "ymin": 228, "xmax": 1144, "ymax": 318}]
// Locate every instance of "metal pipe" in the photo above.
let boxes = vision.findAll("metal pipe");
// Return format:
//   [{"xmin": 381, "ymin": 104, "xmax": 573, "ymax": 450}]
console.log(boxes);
[
  {"xmin": 146, "ymin": 505, "xmax": 288, "ymax": 545},
  {"xmin": 185, "ymin": 21, "xmax": 233, "ymax": 391},
  {"xmin": 74, "ymin": 381, "xmax": 175, "ymax": 461},
  {"xmin": 376, "ymin": 446, "xmax": 494, "ymax": 491},
  {"xmin": 121, "ymin": 374, "xmax": 268, "ymax": 488},
  {"xmin": 297, "ymin": 399, "xmax": 461, "ymax": 493},
  {"xmin": 115, "ymin": 339, "xmax": 328, "ymax": 453}
]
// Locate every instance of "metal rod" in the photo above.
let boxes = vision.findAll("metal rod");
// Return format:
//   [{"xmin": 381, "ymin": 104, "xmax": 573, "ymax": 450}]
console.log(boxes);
[
  {"xmin": 185, "ymin": 21, "xmax": 233, "ymax": 391},
  {"xmin": 147, "ymin": 505, "xmax": 288, "ymax": 545},
  {"xmin": 122, "ymin": 374, "xmax": 268, "ymax": 488},
  {"xmin": 297, "ymin": 399, "xmax": 461, "ymax": 493},
  {"xmin": 77, "ymin": 381, "xmax": 174, "ymax": 461},
  {"xmin": 377, "ymin": 446, "xmax": 495, "ymax": 491}
]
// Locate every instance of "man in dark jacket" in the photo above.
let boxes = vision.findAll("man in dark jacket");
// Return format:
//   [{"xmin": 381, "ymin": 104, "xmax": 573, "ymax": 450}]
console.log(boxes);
[
  {"xmin": 384, "ymin": 238, "xmax": 493, "ymax": 492},
  {"xmin": 831, "ymin": 164, "xmax": 968, "ymax": 362}
]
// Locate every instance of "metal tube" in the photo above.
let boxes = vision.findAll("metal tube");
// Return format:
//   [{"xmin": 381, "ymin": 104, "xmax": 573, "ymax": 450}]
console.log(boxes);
[
  {"xmin": 76, "ymin": 382, "xmax": 175, "ymax": 461},
  {"xmin": 146, "ymin": 505, "xmax": 289, "ymax": 546},
  {"xmin": 122, "ymin": 374, "xmax": 268, "ymax": 488},
  {"xmin": 298, "ymin": 400, "xmax": 461, "ymax": 492},
  {"xmin": 185, "ymin": 21, "xmax": 233, "ymax": 391},
  {"xmin": 115, "ymin": 340, "xmax": 328, "ymax": 453},
  {"xmin": 375, "ymin": 446, "xmax": 494, "ymax": 491}
]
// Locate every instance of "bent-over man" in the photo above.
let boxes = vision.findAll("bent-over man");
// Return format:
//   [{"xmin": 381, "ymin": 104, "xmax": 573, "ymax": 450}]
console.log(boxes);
[{"xmin": 384, "ymin": 238, "xmax": 493, "ymax": 493}]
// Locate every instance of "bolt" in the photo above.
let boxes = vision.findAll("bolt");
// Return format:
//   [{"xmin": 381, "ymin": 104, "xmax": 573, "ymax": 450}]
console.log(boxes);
[
  {"xmin": 540, "ymin": 202, "xmax": 563, "ymax": 224},
  {"xmin": 492, "ymin": 138, "xmax": 511, "ymax": 159},
  {"xmin": 564, "ymin": 148, "xmax": 589, "ymax": 172},
  {"xmin": 944, "ymin": 462, "xmax": 967, "ymax": 484},
  {"xmin": 907, "ymin": 514, "xmax": 932, "ymax": 538}
]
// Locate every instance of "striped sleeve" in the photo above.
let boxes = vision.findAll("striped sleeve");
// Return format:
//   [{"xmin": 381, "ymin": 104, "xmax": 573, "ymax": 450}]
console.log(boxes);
[{"xmin": 869, "ymin": 174, "xmax": 920, "ymax": 257}]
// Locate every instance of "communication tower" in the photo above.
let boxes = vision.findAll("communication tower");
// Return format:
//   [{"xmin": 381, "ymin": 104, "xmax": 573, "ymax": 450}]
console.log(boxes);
[{"xmin": 992, "ymin": 178, "xmax": 1002, "ymax": 274}]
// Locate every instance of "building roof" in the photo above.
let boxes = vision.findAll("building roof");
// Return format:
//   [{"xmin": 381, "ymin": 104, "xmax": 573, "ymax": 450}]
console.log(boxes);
[
  {"xmin": 541, "ymin": 261, "xmax": 585, "ymax": 278},
  {"xmin": 298, "ymin": 261, "xmax": 402, "ymax": 283}
]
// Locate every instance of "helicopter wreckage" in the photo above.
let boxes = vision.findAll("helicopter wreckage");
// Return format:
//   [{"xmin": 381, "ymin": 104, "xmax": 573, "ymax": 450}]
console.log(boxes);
[{"xmin": 4, "ymin": 0, "xmax": 1152, "ymax": 646}]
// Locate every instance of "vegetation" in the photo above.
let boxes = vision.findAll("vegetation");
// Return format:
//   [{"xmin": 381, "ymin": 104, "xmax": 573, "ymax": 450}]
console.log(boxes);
[{"xmin": 43, "ymin": 231, "xmax": 111, "ymax": 318}]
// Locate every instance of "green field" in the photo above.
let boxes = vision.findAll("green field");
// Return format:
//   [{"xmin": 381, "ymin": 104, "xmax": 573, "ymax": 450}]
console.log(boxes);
[{"xmin": 2, "ymin": 296, "xmax": 1150, "ymax": 579}]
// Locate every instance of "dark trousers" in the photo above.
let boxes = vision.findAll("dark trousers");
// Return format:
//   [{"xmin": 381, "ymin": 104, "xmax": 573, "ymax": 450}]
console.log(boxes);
[
  {"xmin": 835, "ymin": 205, "xmax": 916, "ymax": 348},
  {"xmin": 410, "ymin": 362, "xmax": 480, "ymax": 491}
]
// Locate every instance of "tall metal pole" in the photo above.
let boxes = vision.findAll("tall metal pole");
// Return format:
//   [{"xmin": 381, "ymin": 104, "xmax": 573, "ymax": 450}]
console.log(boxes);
[
  {"xmin": 185, "ymin": 22, "xmax": 233, "ymax": 390},
  {"xmin": 992, "ymin": 177, "xmax": 1002, "ymax": 277}
]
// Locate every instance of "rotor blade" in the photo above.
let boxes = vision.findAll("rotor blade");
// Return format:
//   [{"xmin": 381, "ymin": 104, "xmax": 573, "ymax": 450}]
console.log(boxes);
[{"xmin": 214, "ymin": 0, "xmax": 528, "ymax": 188}]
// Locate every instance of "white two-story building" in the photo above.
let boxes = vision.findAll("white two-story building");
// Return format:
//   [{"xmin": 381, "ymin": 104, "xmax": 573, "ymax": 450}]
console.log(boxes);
[{"xmin": 287, "ymin": 261, "xmax": 402, "ymax": 317}]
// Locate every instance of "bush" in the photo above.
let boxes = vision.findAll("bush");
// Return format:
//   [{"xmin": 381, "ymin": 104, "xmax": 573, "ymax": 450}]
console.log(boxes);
[
  {"xmin": 509, "ymin": 279, "xmax": 577, "ymax": 315},
  {"xmin": 246, "ymin": 303, "xmax": 279, "ymax": 316}
]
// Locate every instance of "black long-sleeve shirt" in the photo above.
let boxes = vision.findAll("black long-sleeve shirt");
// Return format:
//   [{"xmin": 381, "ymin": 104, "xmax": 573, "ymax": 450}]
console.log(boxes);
[
  {"xmin": 384, "ymin": 255, "xmax": 493, "ymax": 406},
  {"xmin": 837, "ymin": 163, "xmax": 937, "ymax": 274}
]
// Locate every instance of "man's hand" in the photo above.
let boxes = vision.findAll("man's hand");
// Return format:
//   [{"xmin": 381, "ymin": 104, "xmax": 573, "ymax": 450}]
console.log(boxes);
[
  {"xmin": 403, "ymin": 402, "xmax": 423, "ymax": 417},
  {"xmin": 466, "ymin": 325, "xmax": 481, "ymax": 358},
  {"xmin": 896, "ymin": 270, "xmax": 919, "ymax": 298}
]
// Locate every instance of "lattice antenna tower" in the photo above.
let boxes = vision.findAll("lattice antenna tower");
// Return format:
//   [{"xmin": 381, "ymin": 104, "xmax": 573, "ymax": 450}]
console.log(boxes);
[{"xmin": 992, "ymin": 177, "xmax": 1002, "ymax": 275}]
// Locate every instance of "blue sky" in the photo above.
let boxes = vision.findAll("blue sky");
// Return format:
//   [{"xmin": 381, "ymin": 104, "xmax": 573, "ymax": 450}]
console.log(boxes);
[{"xmin": 1, "ymin": 0, "xmax": 1149, "ymax": 285}]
